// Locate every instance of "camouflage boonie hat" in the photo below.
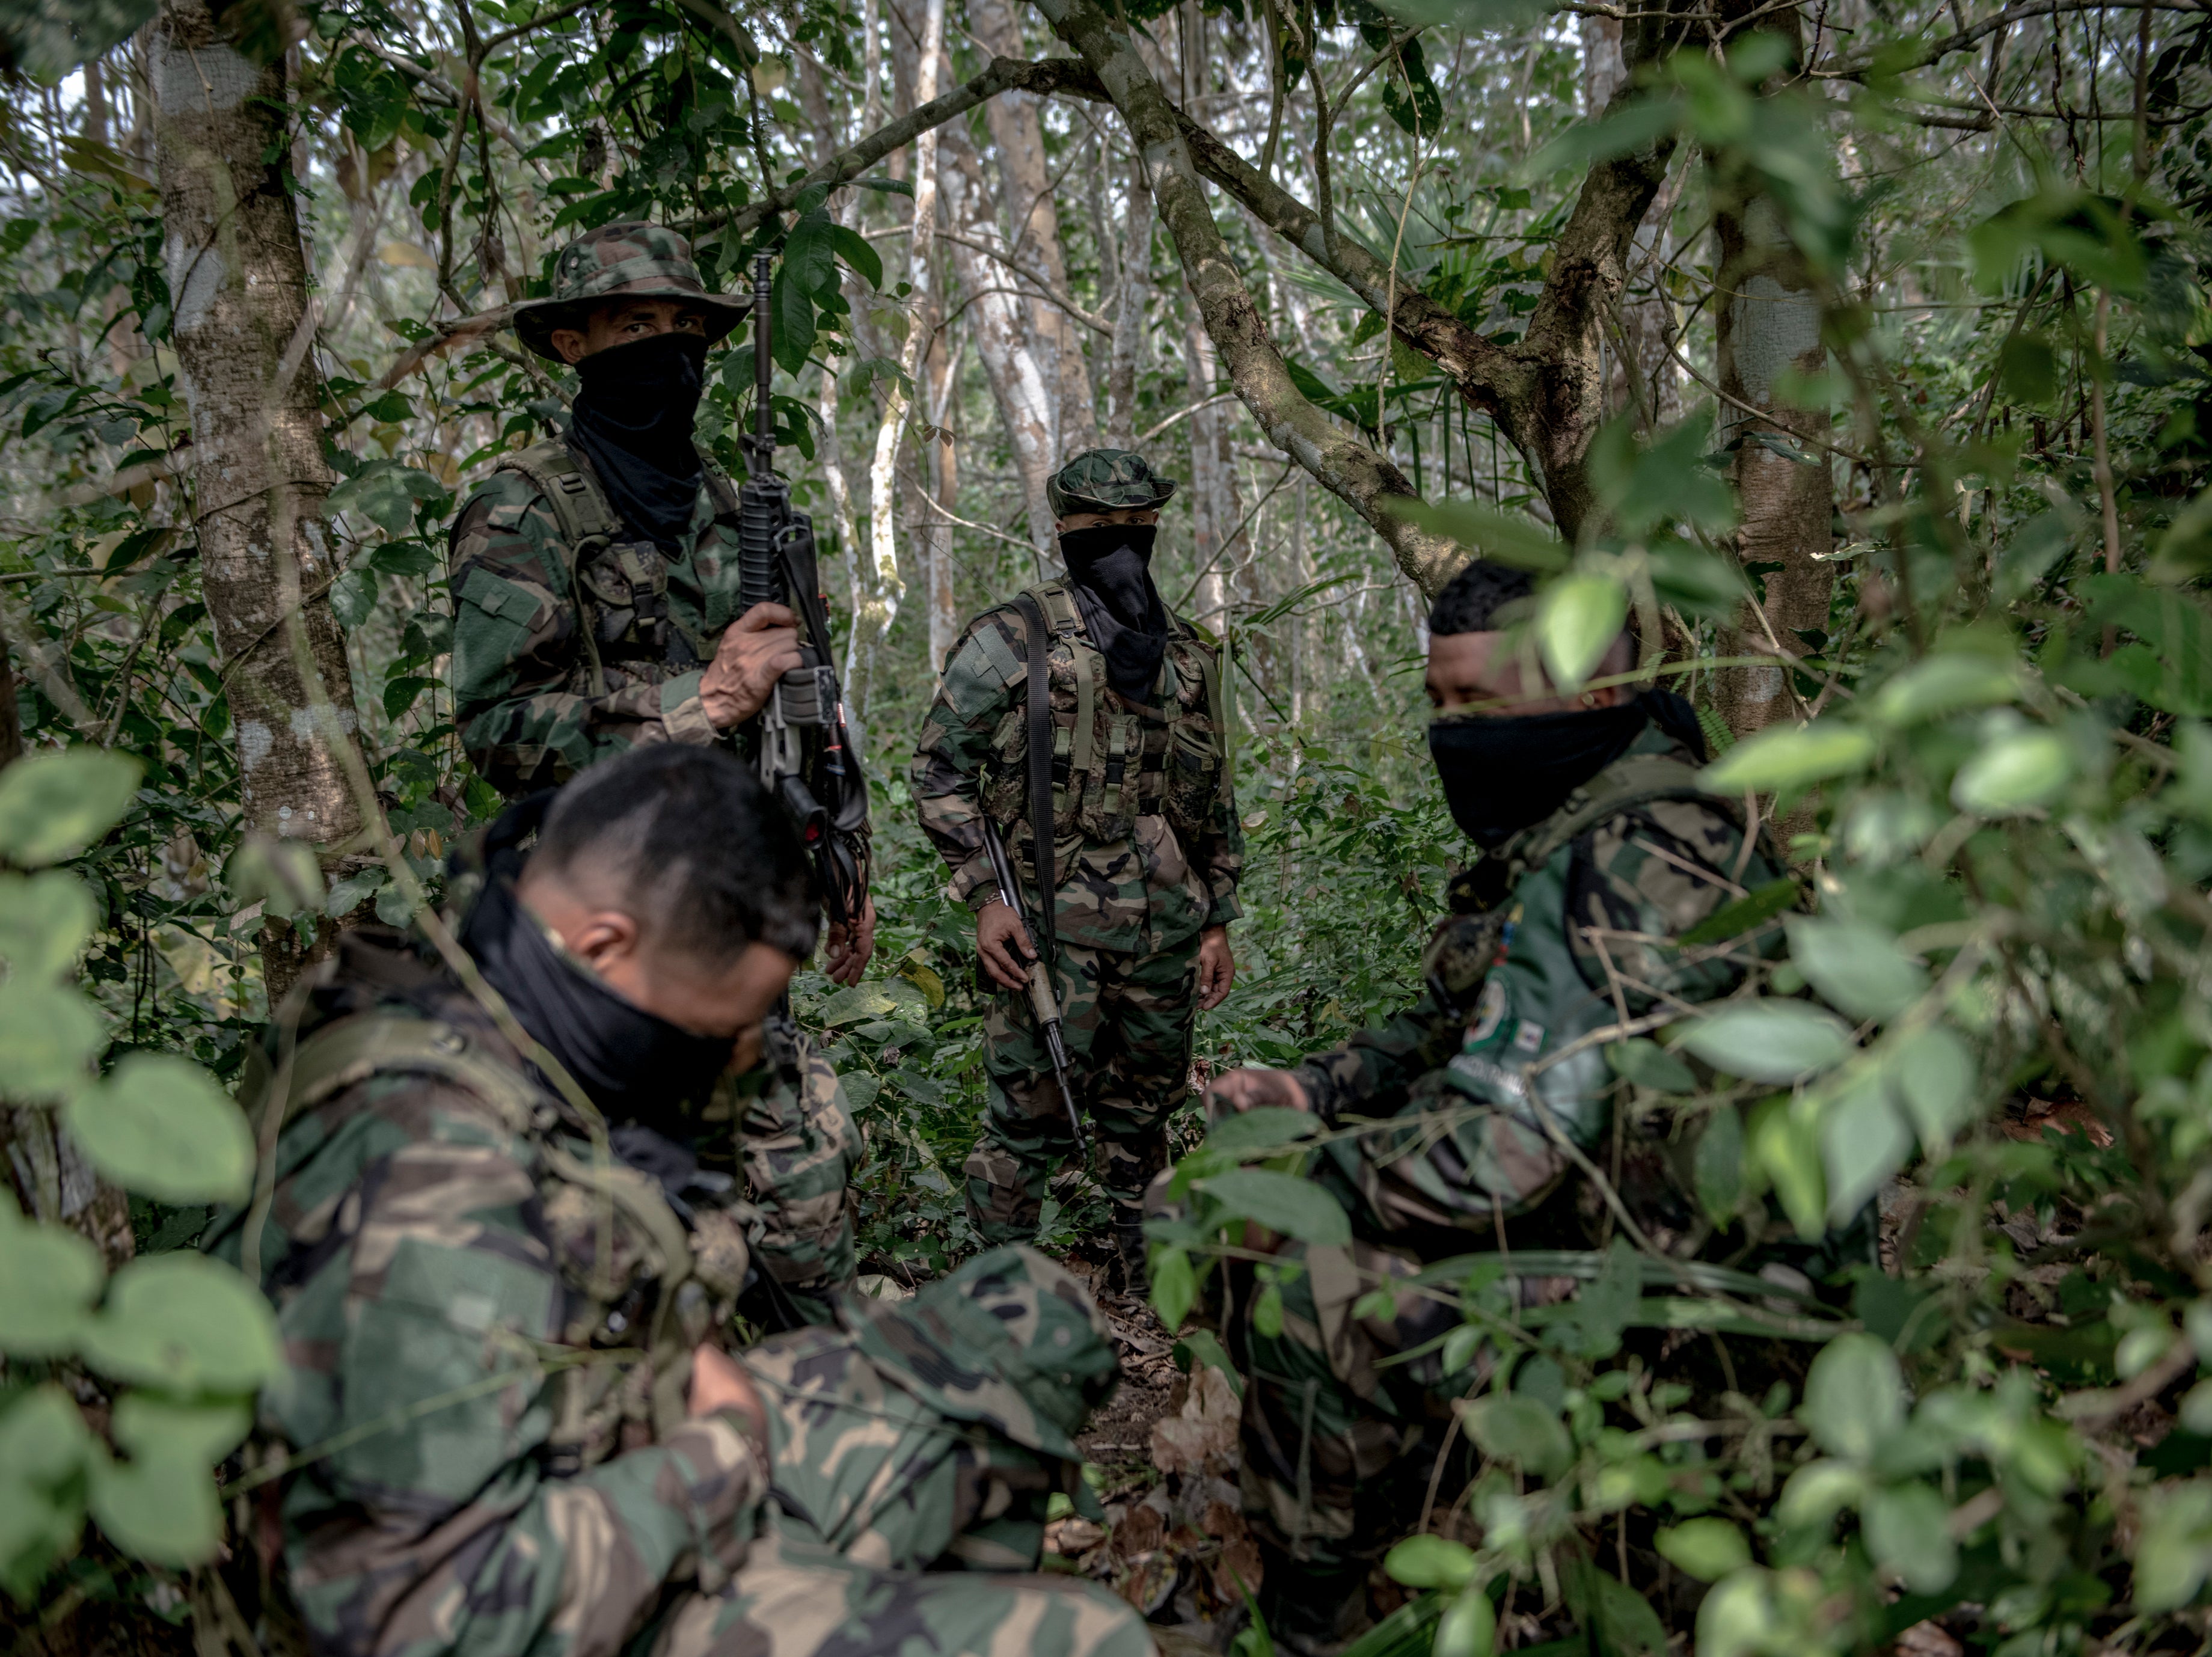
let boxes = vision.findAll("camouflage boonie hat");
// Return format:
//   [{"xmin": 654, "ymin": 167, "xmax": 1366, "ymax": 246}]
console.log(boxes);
[
  {"xmin": 512, "ymin": 221, "xmax": 752, "ymax": 359},
  {"xmin": 851, "ymin": 1246, "xmax": 1118, "ymax": 1463},
  {"xmin": 1046, "ymin": 448, "xmax": 1178, "ymax": 518}
]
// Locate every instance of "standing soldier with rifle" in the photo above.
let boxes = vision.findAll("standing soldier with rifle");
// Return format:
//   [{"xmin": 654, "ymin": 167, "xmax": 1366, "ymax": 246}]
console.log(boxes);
[
  {"xmin": 444, "ymin": 221, "xmax": 870, "ymax": 1323},
  {"xmin": 910, "ymin": 449, "xmax": 1244, "ymax": 1295}
]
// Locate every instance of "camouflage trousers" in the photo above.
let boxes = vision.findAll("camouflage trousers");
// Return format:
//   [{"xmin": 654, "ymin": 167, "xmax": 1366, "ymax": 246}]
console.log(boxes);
[
  {"xmin": 1236, "ymin": 1239, "xmax": 1481, "ymax": 1581},
  {"xmin": 966, "ymin": 936, "xmax": 1197, "ymax": 1243},
  {"xmin": 741, "ymin": 1028, "xmax": 862, "ymax": 1322},
  {"xmin": 651, "ymin": 1530, "xmax": 1153, "ymax": 1657}
]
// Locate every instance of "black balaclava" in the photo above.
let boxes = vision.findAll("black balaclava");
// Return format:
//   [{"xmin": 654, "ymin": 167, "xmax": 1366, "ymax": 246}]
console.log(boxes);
[
  {"xmin": 458, "ymin": 795, "xmax": 735, "ymax": 1121},
  {"xmin": 1058, "ymin": 522, "xmax": 1169, "ymax": 702},
  {"xmin": 567, "ymin": 331, "xmax": 709, "ymax": 550},
  {"xmin": 1429, "ymin": 688, "xmax": 1708, "ymax": 850}
]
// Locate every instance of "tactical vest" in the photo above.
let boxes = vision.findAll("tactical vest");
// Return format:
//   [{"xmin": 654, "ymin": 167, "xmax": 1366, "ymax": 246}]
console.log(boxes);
[
  {"xmin": 1399, "ymin": 750, "xmax": 1785, "ymax": 1227},
  {"xmin": 977, "ymin": 579, "xmax": 1229, "ymax": 865},
  {"xmin": 237, "ymin": 1005, "xmax": 755, "ymax": 1474},
  {"xmin": 495, "ymin": 440, "xmax": 739, "ymax": 697}
]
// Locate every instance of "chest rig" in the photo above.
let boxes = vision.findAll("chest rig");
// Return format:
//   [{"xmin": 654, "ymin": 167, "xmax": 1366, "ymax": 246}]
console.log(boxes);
[
  {"xmin": 496, "ymin": 440, "xmax": 732, "ymax": 694},
  {"xmin": 239, "ymin": 1005, "xmax": 755, "ymax": 1478},
  {"xmin": 979, "ymin": 580, "xmax": 1228, "ymax": 863}
]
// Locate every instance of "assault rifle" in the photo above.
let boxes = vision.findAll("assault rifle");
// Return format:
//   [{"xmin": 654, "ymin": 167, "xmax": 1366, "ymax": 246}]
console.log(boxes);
[
  {"xmin": 978, "ymin": 814, "xmax": 1089, "ymax": 1160},
  {"xmin": 737, "ymin": 252, "xmax": 869, "ymax": 926}
]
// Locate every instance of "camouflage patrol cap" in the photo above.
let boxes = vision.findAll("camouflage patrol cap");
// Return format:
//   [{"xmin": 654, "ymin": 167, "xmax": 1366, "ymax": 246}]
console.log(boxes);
[
  {"xmin": 1046, "ymin": 448, "xmax": 1178, "ymax": 518},
  {"xmin": 512, "ymin": 221, "xmax": 752, "ymax": 360},
  {"xmin": 851, "ymin": 1245, "xmax": 1118, "ymax": 1463}
]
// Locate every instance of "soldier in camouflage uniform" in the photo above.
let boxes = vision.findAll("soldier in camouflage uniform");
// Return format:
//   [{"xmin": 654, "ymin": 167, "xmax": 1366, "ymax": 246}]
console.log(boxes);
[
  {"xmin": 1203, "ymin": 562, "xmax": 1789, "ymax": 1653},
  {"xmin": 206, "ymin": 748, "xmax": 1150, "ymax": 1657},
  {"xmin": 446, "ymin": 221, "xmax": 868, "ymax": 1320},
  {"xmin": 910, "ymin": 449, "xmax": 1243, "ymax": 1292}
]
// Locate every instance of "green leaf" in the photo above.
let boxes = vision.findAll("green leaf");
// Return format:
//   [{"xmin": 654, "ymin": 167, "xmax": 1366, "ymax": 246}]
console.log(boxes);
[
  {"xmin": 1566, "ymin": 1556, "xmax": 1667, "ymax": 1657},
  {"xmin": 0, "ymin": 1385, "xmax": 90, "ymax": 1597},
  {"xmin": 1784, "ymin": 917, "xmax": 1926, "ymax": 1021},
  {"xmin": 828, "ymin": 222, "xmax": 883, "ymax": 290},
  {"xmin": 1800, "ymin": 1332, "xmax": 1904, "ymax": 1462},
  {"xmin": 2135, "ymin": 1481, "xmax": 2212, "ymax": 1611},
  {"xmin": 1750, "ymin": 1099, "xmax": 1826, "ymax": 1238},
  {"xmin": 0, "ymin": 978, "xmax": 105, "ymax": 1102},
  {"xmin": 1463, "ymin": 1395, "xmax": 1572, "ymax": 1479},
  {"xmin": 1197, "ymin": 1169, "xmax": 1351, "ymax": 1245},
  {"xmin": 88, "ymin": 1447, "xmax": 222, "ymax": 1567},
  {"xmin": 1886, "ymin": 1025, "xmax": 1978, "ymax": 1146},
  {"xmin": 816, "ymin": 981, "xmax": 924, "ymax": 1026},
  {"xmin": 1677, "ymin": 1002, "xmax": 1852, "ymax": 1083},
  {"xmin": 78, "ymin": 1254, "xmax": 281, "ymax": 1394},
  {"xmin": 326, "ymin": 462, "xmax": 441, "ymax": 537},
  {"xmin": 1605, "ymin": 1038, "xmax": 1696, "ymax": 1093},
  {"xmin": 1951, "ymin": 726, "xmax": 2073, "ymax": 815},
  {"xmin": 225, "ymin": 834, "xmax": 327, "ymax": 919},
  {"xmin": 1701, "ymin": 721, "xmax": 1877, "ymax": 795},
  {"xmin": 1433, "ymin": 1584, "xmax": 1497, "ymax": 1657},
  {"xmin": 1206, "ymin": 1107, "xmax": 1320, "ymax": 1156},
  {"xmin": 1536, "ymin": 574, "xmax": 1628, "ymax": 691},
  {"xmin": 0, "ymin": 871, "xmax": 98, "ymax": 980},
  {"xmin": 2147, "ymin": 483, "xmax": 2212, "ymax": 585},
  {"xmin": 1151, "ymin": 1245, "xmax": 1196, "ymax": 1331},
  {"xmin": 1254, "ymin": 1281, "xmax": 1285, "ymax": 1337},
  {"xmin": 1676, "ymin": 877, "xmax": 1798, "ymax": 948},
  {"xmin": 1867, "ymin": 654, "xmax": 2021, "ymax": 727},
  {"xmin": 0, "ymin": 1204, "xmax": 105, "ymax": 1356},
  {"xmin": 1816, "ymin": 1071, "xmax": 1913, "ymax": 1225},
  {"xmin": 111, "ymin": 1394, "xmax": 252, "ymax": 1465},
  {"xmin": 1694, "ymin": 1106, "xmax": 1744, "ymax": 1227},
  {"xmin": 1696, "ymin": 1570, "xmax": 1778, "ymax": 1657},
  {"xmin": 1862, "ymin": 1480, "xmax": 1958, "ymax": 1594},
  {"xmin": 1655, "ymin": 1518, "xmax": 1751, "ymax": 1581},
  {"xmin": 0, "ymin": 1383, "xmax": 93, "ymax": 1486},
  {"xmin": 64, "ymin": 1055, "xmax": 254, "ymax": 1205},
  {"xmin": 0, "ymin": 748, "xmax": 142, "ymax": 866}
]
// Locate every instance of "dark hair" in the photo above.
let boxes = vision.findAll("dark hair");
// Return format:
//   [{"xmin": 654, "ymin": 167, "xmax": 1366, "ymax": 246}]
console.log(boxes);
[
  {"xmin": 533, "ymin": 746, "xmax": 819, "ymax": 962},
  {"xmin": 1427, "ymin": 560, "xmax": 1536, "ymax": 636}
]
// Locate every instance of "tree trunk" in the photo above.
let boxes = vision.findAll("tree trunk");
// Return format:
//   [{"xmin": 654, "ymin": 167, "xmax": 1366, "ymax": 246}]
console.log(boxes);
[
  {"xmin": 1708, "ymin": 5, "xmax": 1834, "ymax": 740},
  {"xmin": 149, "ymin": 0, "xmax": 365, "ymax": 1001},
  {"xmin": 921, "ymin": 337, "xmax": 961, "ymax": 669},
  {"xmin": 1711, "ymin": 195, "xmax": 1833, "ymax": 737},
  {"xmin": 1031, "ymin": 0, "xmax": 1462, "ymax": 595},
  {"xmin": 1584, "ymin": 15, "xmax": 1684, "ymax": 428},
  {"xmin": 867, "ymin": 0, "xmax": 942, "ymax": 672},
  {"xmin": 969, "ymin": 0, "xmax": 1098, "ymax": 457},
  {"xmin": 1105, "ymin": 146, "xmax": 1152, "ymax": 450}
]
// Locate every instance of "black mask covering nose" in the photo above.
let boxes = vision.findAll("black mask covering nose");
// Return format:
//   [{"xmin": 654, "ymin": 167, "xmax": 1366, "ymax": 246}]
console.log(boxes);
[
  {"xmin": 568, "ymin": 330, "xmax": 709, "ymax": 550},
  {"xmin": 458, "ymin": 795, "xmax": 737, "ymax": 1123},
  {"xmin": 1428, "ymin": 689, "xmax": 1707, "ymax": 850},
  {"xmin": 1057, "ymin": 522, "xmax": 1169, "ymax": 702}
]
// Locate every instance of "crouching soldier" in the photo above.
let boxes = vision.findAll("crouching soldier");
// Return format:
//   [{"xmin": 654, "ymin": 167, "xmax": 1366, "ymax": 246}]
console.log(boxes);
[
  {"xmin": 204, "ymin": 746, "xmax": 1150, "ymax": 1657},
  {"xmin": 1203, "ymin": 562, "xmax": 1821, "ymax": 1654}
]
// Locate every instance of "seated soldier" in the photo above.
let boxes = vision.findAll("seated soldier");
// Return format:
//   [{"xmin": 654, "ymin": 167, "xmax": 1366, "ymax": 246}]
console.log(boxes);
[
  {"xmin": 1205, "ymin": 561, "xmax": 1804, "ymax": 1655},
  {"xmin": 204, "ymin": 746, "xmax": 1148, "ymax": 1657}
]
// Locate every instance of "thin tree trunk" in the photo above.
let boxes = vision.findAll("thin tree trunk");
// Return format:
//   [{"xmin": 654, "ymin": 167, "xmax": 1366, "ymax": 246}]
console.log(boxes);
[
  {"xmin": 150, "ymin": 0, "xmax": 366, "ymax": 1002},
  {"xmin": 868, "ymin": 0, "xmax": 942, "ymax": 675},
  {"xmin": 1031, "ymin": 0, "xmax": 1462, "ymax": 595},
  {"xmin": 1183, "ymin": 317, "xmax": 1228, "ymax": 628},
  {"xmin": 969, "ymin": 0, "xmax": 1098, "ymax": 456},
  {"xmin": 921, "ymin": 337, "xmax": 961, "ymax": 669},
  {"xmin": 1106, "ymin": 145, "xmax": 1153, "ymax": 449}
]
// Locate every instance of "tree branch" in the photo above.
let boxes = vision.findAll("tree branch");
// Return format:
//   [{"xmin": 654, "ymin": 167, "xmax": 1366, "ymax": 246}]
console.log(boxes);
[{"xmin": 1028, "ymin": 0, "xmax": 1463, "ymax": 595}]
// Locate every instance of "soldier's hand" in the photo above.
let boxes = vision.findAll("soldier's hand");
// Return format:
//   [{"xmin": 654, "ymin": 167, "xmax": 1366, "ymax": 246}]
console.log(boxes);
[
  {"xmin": 1207, "ymin": 1067, "xmax": 1311, "ymax": 1115},
  {"xmin": 702, "ymin": 602, "xmax": 802, "ymax": 729},
  {"xmin": 1195, "ymin": 924, "xmax": 1236, "ymax": 1011},
  {"xmin": 824, "ymin": 893, "xmax": 878, "ymax": 986},
  {"xmin": 690, "ymin": 1344, "xmax": 767, "ymax": 1442},
  {"xmin": 976, "ymin": 899, "xmax": 1036, "ymax": 991}
]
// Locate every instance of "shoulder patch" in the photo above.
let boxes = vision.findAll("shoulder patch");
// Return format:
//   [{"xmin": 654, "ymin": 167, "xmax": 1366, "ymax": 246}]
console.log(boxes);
[
  {"xmin": 460, "ymin": 564, "xmax": 545, "ymax": 625},
  {"xmin": 973, "ymin": 623, "xmax": 1025, "ymax": 687}
]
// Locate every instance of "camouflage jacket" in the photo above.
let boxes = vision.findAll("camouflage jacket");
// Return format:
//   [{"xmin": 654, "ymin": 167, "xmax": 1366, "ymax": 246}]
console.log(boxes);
[
  {"xmin": 203, "ymin": 932, "xmax": 769, "ymax": 1657},
  {"xmin": 746, "ymin": 1246, "xmax": 1117, "ymax": 1573},
  {"xmin": 910, "ymin": 578, "xmax": 1243, "ymax": 957},
  {"xmin": 446, "ymin": 440, "xmax": 749, "ymax": 795},
  {"xmin": 1298, "ymin": 732, "xmax": 1783, "ymax": 1238}
]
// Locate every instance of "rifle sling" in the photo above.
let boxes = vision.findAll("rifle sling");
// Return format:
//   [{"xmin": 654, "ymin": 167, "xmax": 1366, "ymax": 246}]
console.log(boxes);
[{"xmin": 1011, "ymin": 592, "xmax": 1058, "ymax": 979}]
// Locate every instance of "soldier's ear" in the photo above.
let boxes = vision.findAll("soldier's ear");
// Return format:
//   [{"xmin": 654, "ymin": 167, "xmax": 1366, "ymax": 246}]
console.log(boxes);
[
  {"xmin": 551, "ymin": 328, "xmax": 590, "ymax": 366},
  {"xmin": 562, "ymin": 910, "xmax": 644, "ymax": 978}
]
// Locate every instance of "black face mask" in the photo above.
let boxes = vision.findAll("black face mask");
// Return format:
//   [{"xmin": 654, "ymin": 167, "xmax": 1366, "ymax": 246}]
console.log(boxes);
[
  {"xmin": 1428, "ymin": 690, "xmax": 1707, "ymax": 850},
  {"xmin": 1058, "ymin": 523, "xmax": 1169, "ymax": 702},
  {"xmin": 458, "ymin": 799, "xmax": 735, "ymax": 1123},
  {"xmin": 568, "ymin": 331, "xmax": 709, "ymax": 550}
]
